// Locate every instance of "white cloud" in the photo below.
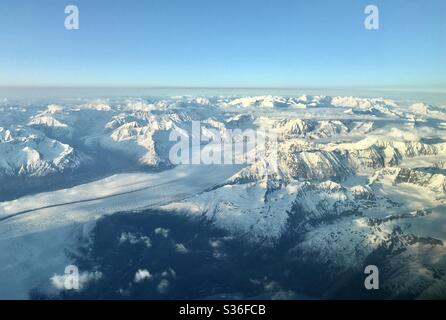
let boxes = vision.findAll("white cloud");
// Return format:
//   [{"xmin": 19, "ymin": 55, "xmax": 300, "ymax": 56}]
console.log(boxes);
[
  {"xmin": 119, "ymin": 232, "xmax": 152, "ymax": 248},
  {"xmin": 161, "ymin": 268, "xmax": 176, "ymax": 279},
  {"xmin": 154, "ymin": 227, "xmax": 170, "ymax": 238},
  {"xmin": 50, "ymin": 271, "xmax": 103, "ymax": 291},
  {"xmin": 209, "ymin": 240, "xmax": 222, "ymax": 248},
  {"xmin": 175, "ymin": 243, "xmax": 188, "ymax": 254},
  {"xmin": 134, "ymin": 269, "xmax": 152, "ymax": 283},
  {"xmin": 157, "ymin": 279, "xmax": 169, "ymax": 294}
]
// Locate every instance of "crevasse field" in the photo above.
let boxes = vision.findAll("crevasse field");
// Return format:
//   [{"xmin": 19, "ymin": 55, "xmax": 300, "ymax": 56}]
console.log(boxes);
[{"xmin": 1, "ymin": 94, "xmax": 446, "ymax": 299}]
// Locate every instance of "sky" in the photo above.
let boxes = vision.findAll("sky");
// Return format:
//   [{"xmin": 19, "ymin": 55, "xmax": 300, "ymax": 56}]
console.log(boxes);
[{"xmin": 0, "ymin": 0, "xmax": 445, "ymax": 89}]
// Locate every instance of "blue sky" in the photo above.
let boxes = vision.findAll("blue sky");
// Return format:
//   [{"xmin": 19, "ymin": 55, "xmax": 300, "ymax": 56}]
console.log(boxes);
[{"xmin": 0, "ymin": 0, "xmax": 445, "ymax": 89}]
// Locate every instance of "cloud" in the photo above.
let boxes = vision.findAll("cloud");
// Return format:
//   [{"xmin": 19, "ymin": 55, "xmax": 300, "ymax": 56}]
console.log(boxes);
[
  {"xmin": 209, "ymin": 240, "xmax": 222, "ymax": 248},
  {"xmin": 50, "ymin": 271, "xmax": 103, "ymax": 291},
  {"xmin": 261, "ymin": 280, "xmax": 298, "ymax": 300},
  {"xmin": 119, "ymin": 232, "xmax": 152, "ymax": 248},
  {"xmin": 175, "ymin": 243, "xmax": 188, "ymax": 254},
  {"xmin": 134, "ymin": 269, "xmax": 152, "ymax": 283},
  {"xmin": 161, "ymin": 268, "xmax": 176, "ymax": 279},
  {"xmin": 157, "ymin": 279, "xmax": 169, "ymax": 294},
  {"xmin": 154, "ymin": 227, "xmax": 170, "ymax": 238},
  {"xmin": 209, "ymin": 239, "xmax": 226, "ymax": 259}
]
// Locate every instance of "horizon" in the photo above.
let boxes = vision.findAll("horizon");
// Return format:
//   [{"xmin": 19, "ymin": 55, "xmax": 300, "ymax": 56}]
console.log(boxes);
[{"xmin": 2, "ymin": 85, "xmax": 446, "ymax": 105}]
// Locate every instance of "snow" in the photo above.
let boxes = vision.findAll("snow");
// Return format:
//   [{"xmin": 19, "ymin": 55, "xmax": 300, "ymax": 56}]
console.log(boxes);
[
  {"xmin": 163, "ymin": 181, "xmax": 296, "ymax": 241},
  {"xmin": 0, "ymin": 126, "xmax": 88, "ymax": 177},
  {"xmin": 0, "ymin": 163, "xmax": 242, "ymax": 299},
  {"xmin": 2, "ymin": 94, "xmax": 446, "ymax": 299}
]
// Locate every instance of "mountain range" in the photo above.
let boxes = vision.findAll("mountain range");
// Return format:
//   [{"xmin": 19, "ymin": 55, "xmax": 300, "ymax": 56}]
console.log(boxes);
[{"xmin": 1, "ymin": 94, "xmax": 446, "ymax": 299}]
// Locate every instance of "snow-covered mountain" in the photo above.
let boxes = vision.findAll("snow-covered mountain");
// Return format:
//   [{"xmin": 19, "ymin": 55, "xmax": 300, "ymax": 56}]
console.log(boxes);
[
  {"xmin": 1, "ymin": 94, "xmax": 446, "ymax": 299},
  {"xmin": 0, "ymin": 126, "xmax": 91, "ymax": 178}
]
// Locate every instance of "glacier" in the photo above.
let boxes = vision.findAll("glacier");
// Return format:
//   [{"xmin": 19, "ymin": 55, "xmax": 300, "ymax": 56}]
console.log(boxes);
[{"xmin": 0, "ymin": 94, "xmax": 446, "ymax": 299}]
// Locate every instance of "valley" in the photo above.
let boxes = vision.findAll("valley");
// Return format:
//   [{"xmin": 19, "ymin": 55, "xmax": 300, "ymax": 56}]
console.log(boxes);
[{"xmin": 1, "ymin": 94, "xmax": 446, "ymax": 299}]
